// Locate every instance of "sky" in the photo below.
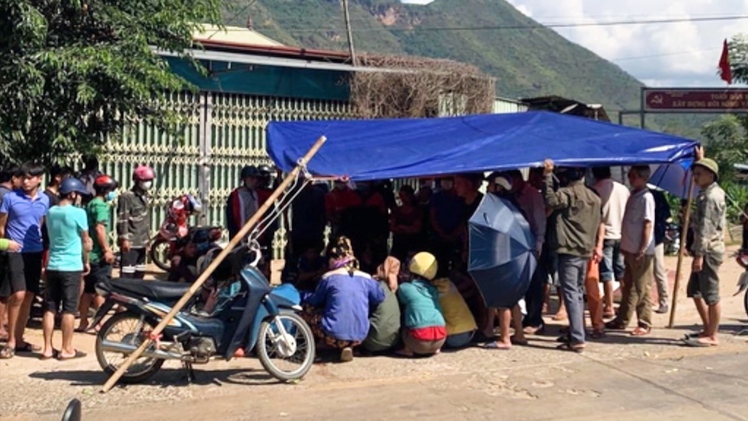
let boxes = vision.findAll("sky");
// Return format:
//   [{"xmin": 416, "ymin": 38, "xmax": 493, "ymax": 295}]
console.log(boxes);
[{"xmin": 400, "ymin": 0, "xmax": 748, "ymax": 87}]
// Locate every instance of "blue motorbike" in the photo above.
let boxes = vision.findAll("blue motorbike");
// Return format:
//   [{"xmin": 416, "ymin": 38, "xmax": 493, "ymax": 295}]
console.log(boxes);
[{"xmin": 91, "ymin": 242, "xmax": 315, "ymax": 384}]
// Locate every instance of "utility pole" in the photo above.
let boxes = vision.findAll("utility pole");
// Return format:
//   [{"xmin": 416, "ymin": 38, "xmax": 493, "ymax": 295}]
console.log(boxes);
[{"xmin": 342, "ymin": 0, "xmax": 357, "ymax": 66}]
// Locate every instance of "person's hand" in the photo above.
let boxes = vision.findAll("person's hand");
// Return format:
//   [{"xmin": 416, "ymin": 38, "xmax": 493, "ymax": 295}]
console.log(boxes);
[
  {"xmin": 6, "ymin": 240, "xmax": 21, "ymax": 252},
  {"xmin": 636, "ymin": 250, "xmax": 645, "ymax": 261},
  {"xmin": 692, "ymin": 256, "xmax": 703, "ymax": 272},
  {"xmin": 121, "ymin": 240, "xmax": 131, "ymax": 253},
  {"xmin": 593, "ymin": 246, "xmax": 603, "ymax": 263},
  {"xmin": 83, "ymin": 263, "xmax": 91, "ymax": 276},
  {"xmin": 104, "ymin": 249, "xmax": 115, "ymax": 264},
  {"xmin": 84, "ymin": 237, "xmax": 93, "ymax": 252},
  {"xmin": 543, "ymin": 159, "xmax": 555, "ymax": 175},
  {"xmin": 695, "ymin": 146, "xmax": 705, "ymax": 161}
]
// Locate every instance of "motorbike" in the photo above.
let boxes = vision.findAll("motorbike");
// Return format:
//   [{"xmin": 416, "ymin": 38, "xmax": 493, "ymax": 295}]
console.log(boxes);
[
  {"xmin": 734, "ymin": 251, "xmax": 748, "ymax": 317},
  {"xmin": 150, "ymin": 225, "xmax": 223, "ymax": 272},
  {"xmin": 91, "ymin": 241, "xmax": 316, "ymax": 384},
  {"xmin": 664, "ymin": 220, "xmax": 681, "ymax": 256}
]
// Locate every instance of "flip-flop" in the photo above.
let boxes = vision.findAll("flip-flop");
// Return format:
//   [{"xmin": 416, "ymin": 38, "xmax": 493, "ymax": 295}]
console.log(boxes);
[
  {"xmin": 631, "ymin": 326, "xmax": 651, "ymax": 336},
  {"xmin": 39, "ymin": 350, "xmax": 60, "ymax": 360},
  {"xmin": 683, "ymin": 338, "xmax": 715, "ymax": 348},
  {"xmin": 15, "ymin": 342, "xmax": 41, "ymax": 353},
  {"xmin": 510, "ymin": 337, "xmax": 529, "ymax": 346},
  {"xmin": 482, "ymin": 342, "xmax": 511, "ymax": 350},
  {"xmin": 0, "ymin": 346, "xmax": 15, "ymax": 359},
  {"xmin": 556, "ymin": 342, "xmax": 585, "ymax": 353},
  {"xmin": 683, "ymin": 332, "xmax": 703, "ymax": 340},
  {"xmin": 57, "ymin": 349, "xmax": 87, "ymax": 361}
]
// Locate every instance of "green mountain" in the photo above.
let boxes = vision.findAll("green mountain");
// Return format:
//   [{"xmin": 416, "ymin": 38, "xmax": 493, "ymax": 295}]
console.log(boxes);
[{"xmin": 223, "ymin": 0, "xmax": 643, "ymax": 111}]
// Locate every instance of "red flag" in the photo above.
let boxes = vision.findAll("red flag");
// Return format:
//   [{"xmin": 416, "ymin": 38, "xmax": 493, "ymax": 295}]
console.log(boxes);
[{"xmin": 719, "ymin": 39, "xmax": 732, "ymax": 85}]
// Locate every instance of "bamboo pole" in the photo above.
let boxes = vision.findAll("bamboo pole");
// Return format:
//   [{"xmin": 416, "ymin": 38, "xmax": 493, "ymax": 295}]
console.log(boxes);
[
  {"xmin": 668, "ymin": 177, "xmax": 696, "ymax": 329},
  {"xmin": 101, "ymin": 136, "xmax": 327, "ymax": 393}
]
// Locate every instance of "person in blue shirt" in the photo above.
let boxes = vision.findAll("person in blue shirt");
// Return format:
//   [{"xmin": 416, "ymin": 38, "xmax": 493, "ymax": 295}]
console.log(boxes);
[
  {"xmin": 40, "ymin": 178, "xmax": 91, "ymax": 361},
  {"xmin": 0, "ymin": 163, "xmax": 49, "ymax": 359},
  {"xmin": 302, "ymin": 236, "xmax": 385, "ymax": 363}
]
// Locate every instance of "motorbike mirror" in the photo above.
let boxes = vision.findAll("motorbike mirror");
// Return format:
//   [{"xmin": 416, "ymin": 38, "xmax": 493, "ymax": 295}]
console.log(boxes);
[{"xmin": 61, "ymin": 399, "xmax": 82, "ymax": 421}]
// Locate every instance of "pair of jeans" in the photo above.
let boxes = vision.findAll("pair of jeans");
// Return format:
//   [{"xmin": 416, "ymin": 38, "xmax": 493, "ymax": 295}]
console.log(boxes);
[
  {"xmin": 600, "ymin": 239, "xmax": 624, "ymax": 282},
  {"xmin": 558, "ymin": 254, "xmax": 589, "ymax": 345}
]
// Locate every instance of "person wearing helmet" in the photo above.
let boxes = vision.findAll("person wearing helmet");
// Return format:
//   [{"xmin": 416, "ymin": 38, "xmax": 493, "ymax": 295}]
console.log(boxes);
[
  {"xmin": 117, "ymin": 165, "xmax": 155, "ymax": 279},
  {"xmin": 684, "ymin": 148, "xmax": 726, "ymax": 348},
  {"xmin": 395, "ymin": 252, "xmax": 446, "ymax": 357},
  {"xmin": 0, "ymin": 163, "xmax": 49, "ymax": 359},
  {"xmin": 226, "ymin": 165, "xmax": 260, "ymax": 240},
  {"xmin": 41, "ymin": 177, "xmax": 92, "ymax": 360},
  {"xmin": 78, "ymin": 175, "xmax": 118, "ymax": 332},
  {"xmin": 302, "ymin": 237, "xmax": 385, "ymax": 363},
  {"xmin": 254, "ymin": 164, "xmax": 277, "ymax": 278}
]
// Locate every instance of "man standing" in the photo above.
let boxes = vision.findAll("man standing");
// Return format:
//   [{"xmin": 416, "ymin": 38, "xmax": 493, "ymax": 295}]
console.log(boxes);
[
  {"xmin": 42, "ymin": 165, "xmax": 72, "ymax": 268},
  {"xmin": 650, "ymin": 188, "xmax": 671, "ymax": 314},
  {"xmin": 685, "ymin": 153, "xmax": 726, "ymax": 347},
  {"xmin": 78, "ymin": 175, "xmax": 118, "ymax": 332},
  {"xmin": 429, "ymin": 177, "xmax": 465, "ymax": 274},
  {"xmin": 592, "ymin": 167, "xmax": 629, "ymax": 318},
  {"xmin": 117, "ymin": 166, "xmax": 155, "ymax": 279},
  {"xmin": 41, "ymin": 178, "xmax": 91, "ymax": 360},
  {"xmin": 542, "ymin": 161, "xmax": 601, "ymax": 352},
  {"xmin": 0, "ymin": 167, "xmax": 20, "ymax": 342},
  {"xmin": 605, "ymin": 166, "xmax": 656, "ymax": 336},
  {"xmin": 0, "ymin": 163, "xmax": 49, "ymax": 359},
  {"xmin": 226, "ymin": 165, "xmax": 260, "ymax": 240}
]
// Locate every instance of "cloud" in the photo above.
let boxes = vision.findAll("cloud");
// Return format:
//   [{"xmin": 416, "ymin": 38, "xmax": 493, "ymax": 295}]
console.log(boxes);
[{"xmin": 506, "ymin": 0, "xmax": 748, "ymax": 87}]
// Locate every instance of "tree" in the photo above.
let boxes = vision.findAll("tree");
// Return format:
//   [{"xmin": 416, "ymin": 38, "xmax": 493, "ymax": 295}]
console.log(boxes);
[
  {"xmin": 0, "ymin": 0, "xmax": 222, "ymax": 166},
  {"xmin": 729, "ymin": 33, "xmax": 748, "ymax": 84}
]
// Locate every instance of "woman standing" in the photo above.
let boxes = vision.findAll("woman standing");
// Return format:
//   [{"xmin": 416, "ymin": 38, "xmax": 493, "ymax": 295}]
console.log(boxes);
[
  {"xmin": 390, "ymin": 186, "xmax": 424, "ymax": 263},
  {"xmin": 303, "ymin": 237, "xmax": 385, "ymax": 362}
]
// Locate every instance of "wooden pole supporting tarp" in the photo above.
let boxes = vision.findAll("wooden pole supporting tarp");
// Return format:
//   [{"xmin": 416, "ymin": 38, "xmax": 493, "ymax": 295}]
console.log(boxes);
[
  {"xmin": 668, "ymin": 176, "xmax": 696, "ymax": 329},
  {"xmin": 100, "ymin": 136, "xmax": 327, "ymax": 393}
]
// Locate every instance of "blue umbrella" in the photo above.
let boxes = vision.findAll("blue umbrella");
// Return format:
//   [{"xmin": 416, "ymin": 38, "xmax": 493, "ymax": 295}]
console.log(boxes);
[
  {"xmin": 649, "ymin": 159, "xmax": 698, "ymax": 199},
  {"xmin": 468, "ymin": 194, "xmax": 536, "ymax": 309}
]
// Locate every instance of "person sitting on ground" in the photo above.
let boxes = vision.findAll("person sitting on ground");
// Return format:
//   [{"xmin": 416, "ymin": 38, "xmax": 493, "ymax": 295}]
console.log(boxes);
[
  {"xmin": 291, "ymin": 242, "xmax": 328, "ymax": 302},
  {"xmin": 302, "ymin": 237, "xmax": 385, "ymax": 362},
  {"xmin": 362, "ymin": 256, "xmax": 402, "ymax": 354},
  {"xmin": 396, "ymin": 252, "xmax": 447, "ymax": 357},
  {"xmin": 432, "ymin": 275, "xmax": 477, "ymax": 349}
]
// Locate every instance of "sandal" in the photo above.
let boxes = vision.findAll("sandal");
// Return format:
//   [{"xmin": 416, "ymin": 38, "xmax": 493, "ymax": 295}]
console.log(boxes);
[
  {"xmin": 605, "ymin": 320, "xmax": 626, "ymax": 330},
  {"xmin": 510, "ymin": 336, "xmax": 529, "ymax": 346},
  {"xmin": 631, "ymin": 326, "xmax": 651, "ymax": 336},
  {"xmin": 57, "ymin": 349, "xmax": 87, "ymax": 361},
  {"xmin": 590, "ymin": 330, "xmax": 606, "ymax": 339},
  {"xmin": 40, "ymin": 350, "xmax": 60, "ymax": 360},
  {"xmin": 556, "ymin": 342, "xmax": 585, "ymax": 353},
  {"xmin": 15, "ymin": 342, "xmax": 41, "ymax": 353},
  {"xmin": 483, "ymin": 342, "xmax": 511, "ymax": 350},
  {"xmin": 0, "ymin": 346, "xmax": 15, "ymax": 359},
  {"xmin": 683, "ymin": 337, "xmax": 717, "ymax": 348},
  {"xmin": 556, "ymin": 334, "xmax": 570, "ymax": 343}
]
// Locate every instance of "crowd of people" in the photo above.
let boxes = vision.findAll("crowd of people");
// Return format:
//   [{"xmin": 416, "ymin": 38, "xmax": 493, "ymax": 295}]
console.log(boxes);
[{"xmin": 0, "ymin": 147, "xmax": 729, "ymax": 364}]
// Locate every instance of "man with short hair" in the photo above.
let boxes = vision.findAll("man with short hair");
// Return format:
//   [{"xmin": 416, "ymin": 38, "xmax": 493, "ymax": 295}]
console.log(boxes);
[
  {"xmin": 42, "ymin": 165, "xmax": 73, "ymax": 268},
  {"xmin": 0, "ymin": 163, "xmax": 49, "ymax": 359},
  {"xmin": 684, "ymin": 150, "xmax": 726, "ymax": 347},
  {"xmin": 542, "ymin": 161, "xmax": 602, "ymax": 352},
  {"xmin": 606, "ymin": 166, "xmax": 656, "ymax": 335},
  {"xmin": 592, "ymin": 166, "xmax": 629, "ymax": 317},
  {"xmin": 41, "ymin": 177, "xmax": 91, "ymax": 360}
]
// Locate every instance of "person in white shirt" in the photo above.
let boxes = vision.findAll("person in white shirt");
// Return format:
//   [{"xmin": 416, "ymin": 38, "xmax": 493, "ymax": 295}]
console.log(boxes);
[
  {"xmin": 605, "ymin": 166, "xmax": 655, "ymax": 336},
  {"xmin": 592, "ymin": 167, "xmax": 629, "ymax": 318}
]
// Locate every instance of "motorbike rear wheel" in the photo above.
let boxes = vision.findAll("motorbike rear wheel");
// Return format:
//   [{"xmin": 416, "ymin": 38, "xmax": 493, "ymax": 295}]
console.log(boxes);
[
  {"xmin": 95, "ymin": 312, "xmax": 165, "ymax": 384},
  {"xmin": 256, "ymin": 312, "xmax": 315, "ymax": 382},
  {"xmin": 149, "ymin": 238, "xmax": 171, "ymax": 272}
]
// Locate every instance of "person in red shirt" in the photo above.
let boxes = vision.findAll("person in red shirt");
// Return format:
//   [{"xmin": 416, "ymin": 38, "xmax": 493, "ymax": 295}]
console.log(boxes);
[{"xmin": 325, "ymin": 180, "xmax": 361, "ymax": 239}]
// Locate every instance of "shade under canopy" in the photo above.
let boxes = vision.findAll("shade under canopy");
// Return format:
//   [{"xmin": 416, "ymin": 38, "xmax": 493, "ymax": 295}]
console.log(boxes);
[{"xmin": 267, "ymin": 111, "xmax": 698, "ymax": 181}]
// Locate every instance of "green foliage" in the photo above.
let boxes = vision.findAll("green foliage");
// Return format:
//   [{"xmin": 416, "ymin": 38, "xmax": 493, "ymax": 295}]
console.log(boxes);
[
  {"xmin": 701, "ymin": 115, "xmax": 748, "ymax": 186},
  {"xmin": 0, "ymin": 0, "xmax": 222, "ymax": 166},
  {"xmin": 729, "ymin": 33, "xmax": 748, "ymax": 84}
]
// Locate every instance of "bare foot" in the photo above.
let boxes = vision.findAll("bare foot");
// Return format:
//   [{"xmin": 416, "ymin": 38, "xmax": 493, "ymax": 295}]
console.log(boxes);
[{"xmin": 552, "ymin": 312, "xmax": 568, "ymax": 321}]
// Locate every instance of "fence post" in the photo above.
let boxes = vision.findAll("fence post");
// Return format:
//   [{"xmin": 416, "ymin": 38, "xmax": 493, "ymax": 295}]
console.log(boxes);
[{"xmin": 198, "ymin": 92, "xmax": 212, "ymax": 225}]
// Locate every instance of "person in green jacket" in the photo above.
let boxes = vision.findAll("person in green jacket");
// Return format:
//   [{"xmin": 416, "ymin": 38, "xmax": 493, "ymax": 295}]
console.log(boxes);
[
  {"xmin": 362, "ymin": 256, "xmax": 402, "ymax": 353},
  {"xmin": 396, "ymin": 252, "xmax": 446, "ymax": 357},
  {"xmin": 0, "ymin": 238, "xmax": 21, "ymax": 252}
]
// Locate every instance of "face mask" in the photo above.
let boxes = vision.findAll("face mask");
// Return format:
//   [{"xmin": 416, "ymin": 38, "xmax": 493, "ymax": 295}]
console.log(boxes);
[
  {"xmin": 139, "ymin": 181, "xmax": 153, "ymax": 190},
  {"xmin": 105, "ymin": 191, "xmax": 117, "ymax": 202}
]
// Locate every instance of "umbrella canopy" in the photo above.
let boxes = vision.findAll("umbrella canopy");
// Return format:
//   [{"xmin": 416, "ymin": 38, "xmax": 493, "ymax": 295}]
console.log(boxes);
[
  {"xmin": 468, "ymin": 194, "xmax": 536, "ymax": 309},
  {"xmin": 649, "ymin": 159, "xmax": 698, "ymax": 199}
]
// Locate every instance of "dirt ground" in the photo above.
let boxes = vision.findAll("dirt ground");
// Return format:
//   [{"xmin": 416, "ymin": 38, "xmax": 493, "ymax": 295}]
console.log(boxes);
[{"xmin": 1, "ymin": 249, "xmax": 747, "ymax": 421}]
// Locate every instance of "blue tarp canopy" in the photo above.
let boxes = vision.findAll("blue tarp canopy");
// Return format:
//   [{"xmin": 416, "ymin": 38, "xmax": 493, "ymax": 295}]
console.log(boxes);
[{"xmin": 267, "ymin": 111, "xmax": 699, "ymax": 181}]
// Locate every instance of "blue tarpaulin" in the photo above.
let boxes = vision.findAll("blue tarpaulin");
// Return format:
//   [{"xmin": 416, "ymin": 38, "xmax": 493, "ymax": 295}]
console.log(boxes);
[{"xmin": 267, "ymin": 111, "xmax": 699, "ymax": 181}]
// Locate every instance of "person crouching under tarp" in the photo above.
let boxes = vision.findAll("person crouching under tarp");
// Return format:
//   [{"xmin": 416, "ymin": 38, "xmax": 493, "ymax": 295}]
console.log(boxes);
[
  {"xmin": 302, "ymin": 237, "xmax": 385, "ymax": 363},
  {"xmin": 396, "ymin": 252, "xmax": 447, "ymax": 357}
]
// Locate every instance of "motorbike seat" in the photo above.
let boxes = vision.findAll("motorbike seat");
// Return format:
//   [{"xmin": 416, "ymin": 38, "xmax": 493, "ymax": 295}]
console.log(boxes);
[{"xmin": 110, "ymin": 278, "xmax": 190, "ymax": 300}]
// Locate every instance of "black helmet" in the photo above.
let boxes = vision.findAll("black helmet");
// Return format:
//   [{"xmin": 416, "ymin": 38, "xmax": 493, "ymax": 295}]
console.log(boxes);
[
  {"xmin": 240, "ymin": 165, "xmax": 258, "ymax": 179},
  {"xmin": 257, "ymin": 164, "xmax": 273, "ymax": 175}
]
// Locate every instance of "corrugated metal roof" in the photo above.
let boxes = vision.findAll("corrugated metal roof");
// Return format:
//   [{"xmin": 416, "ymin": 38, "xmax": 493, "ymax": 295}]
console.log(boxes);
[{"xmin": 193, "ymin": 24, "xmax": 284, "ymax": 48}]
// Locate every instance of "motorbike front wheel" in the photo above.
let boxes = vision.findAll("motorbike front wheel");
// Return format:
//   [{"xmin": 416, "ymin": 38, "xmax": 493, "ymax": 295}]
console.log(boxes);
[
  {"xmin": 744, "ymin": 289, "xmax": 748, "ymax": 318},
  {"xmin": 149, "ymin": 238, "xmax": 172, "ymax": 272},
  {"xmin": 256, "ymin": 312, "xmax": 315, "ymax": 382},
  {"xmin": 95, "ymin": 312, "xmax": 165, "ymax": 384}
]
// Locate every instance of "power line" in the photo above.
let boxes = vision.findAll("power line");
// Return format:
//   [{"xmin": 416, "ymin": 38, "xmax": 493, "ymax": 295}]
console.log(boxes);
[{"xmin": 229, "ymin": 14, "xmax": 748, "ymax": 33}]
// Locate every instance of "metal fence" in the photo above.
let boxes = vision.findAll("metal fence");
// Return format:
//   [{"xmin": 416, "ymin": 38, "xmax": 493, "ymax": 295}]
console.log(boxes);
[{"xmin": 102, "ymin": 91, "xmax": 356, "ymax": 259}]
